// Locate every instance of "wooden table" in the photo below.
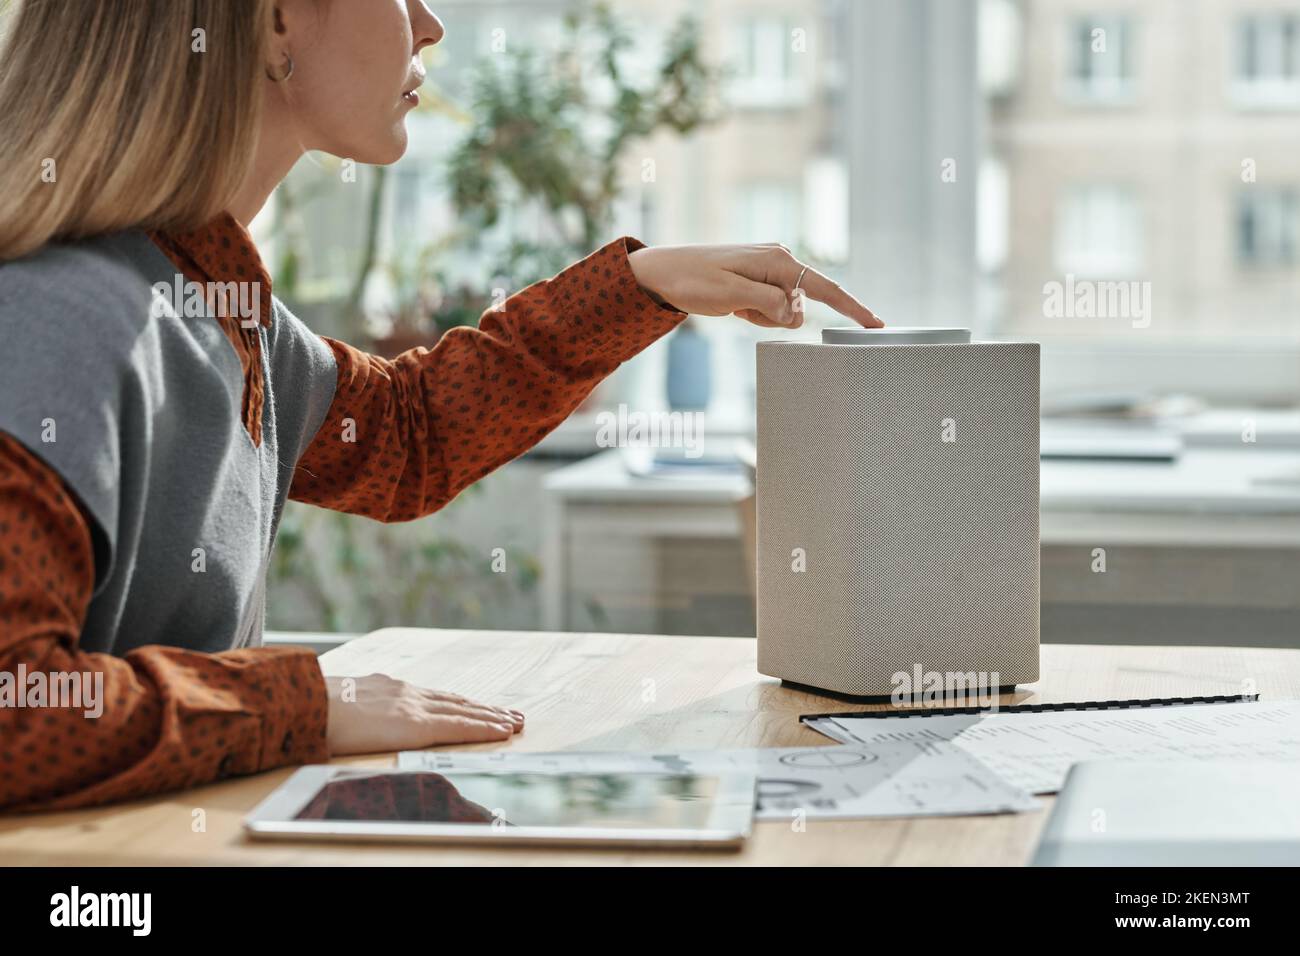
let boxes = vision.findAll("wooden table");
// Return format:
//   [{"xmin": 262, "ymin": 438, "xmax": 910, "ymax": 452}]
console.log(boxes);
[{"xmin": 3, "ymin": 630, "xmax": 1298, "ymax": 866}]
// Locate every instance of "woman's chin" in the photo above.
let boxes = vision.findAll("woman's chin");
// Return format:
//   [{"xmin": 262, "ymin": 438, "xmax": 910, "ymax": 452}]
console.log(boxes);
[
  {"xmin": 383, "ymin": 125, "xmax": 410, "ymax": 163},
  {"xmin": 348, "ymin": 129, "xmax": 408, "ymax": 167}
]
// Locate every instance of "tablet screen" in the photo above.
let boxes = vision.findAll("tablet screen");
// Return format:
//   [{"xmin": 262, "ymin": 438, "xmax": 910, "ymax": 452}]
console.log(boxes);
[{"xmin": 292, "ymin": 770, "xmax": 730, "ymax": 830}]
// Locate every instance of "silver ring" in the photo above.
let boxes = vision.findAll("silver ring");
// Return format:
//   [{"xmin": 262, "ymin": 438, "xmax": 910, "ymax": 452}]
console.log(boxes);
[{"xmin": 792, "ymin": 265, "xmax": 809, "ymax": 308}]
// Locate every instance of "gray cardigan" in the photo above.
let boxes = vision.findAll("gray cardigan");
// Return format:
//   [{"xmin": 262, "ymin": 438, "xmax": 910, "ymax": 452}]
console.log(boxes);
[{"xmin": 0, "ymin": 231, "xmax": 338, "ymax": 655}]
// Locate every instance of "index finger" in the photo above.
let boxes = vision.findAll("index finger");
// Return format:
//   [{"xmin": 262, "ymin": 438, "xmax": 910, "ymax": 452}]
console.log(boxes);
[{"xmin": 795, "ymin": 263, "xmax": 883, "ymax": 328}]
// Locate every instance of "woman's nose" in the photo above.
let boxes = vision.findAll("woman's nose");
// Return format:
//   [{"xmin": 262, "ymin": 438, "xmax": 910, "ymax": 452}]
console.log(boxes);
[{"xmin": 411, "ymin": 1, "xmax": 445, "ymax": 51}]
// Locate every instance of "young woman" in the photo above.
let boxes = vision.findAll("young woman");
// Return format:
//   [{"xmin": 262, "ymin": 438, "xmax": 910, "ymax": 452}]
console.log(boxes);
[{"xmin": 0, "ymin": 0, "xmax": 879, "ymax": 812}]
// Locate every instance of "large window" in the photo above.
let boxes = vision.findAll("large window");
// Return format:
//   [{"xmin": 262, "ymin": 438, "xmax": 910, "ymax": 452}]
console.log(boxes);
[{"xmin": 264, "ymin": 0, "xmax": 1300, "ymax": 407}]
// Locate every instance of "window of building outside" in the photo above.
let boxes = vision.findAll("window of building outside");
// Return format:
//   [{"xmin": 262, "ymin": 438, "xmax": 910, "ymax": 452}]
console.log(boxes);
[
  {"xmin": 1238, "ymin": 189, "xmax": 1300, "ymax": 267},
  {"xmin": 729, "ymin": 182, "xmax": 803, "ymax": 248},
  {"xmin": 727, "ymin": 14, "xmax": 810, "ymax": 108},
  {"xmin": 1234, "ymin": 12, "xmax": 1300, "ymax": 108},
  {"xmin": 1054, "ymin": 185, "xmax": 1143, "ymax": 278},
  {"xmin": 1064, "ymin": 14, "xmax": 1134, "ymax": 103}
]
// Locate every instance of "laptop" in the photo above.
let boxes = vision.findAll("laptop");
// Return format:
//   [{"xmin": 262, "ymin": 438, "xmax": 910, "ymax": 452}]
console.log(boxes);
[{"xmin": 1032, "ymin": 759, "xmax": 1300, "ymax": 866}]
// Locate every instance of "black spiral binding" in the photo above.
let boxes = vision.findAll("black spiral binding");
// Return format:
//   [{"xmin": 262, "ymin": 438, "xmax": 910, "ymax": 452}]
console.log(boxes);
[{"xmin": 799, "ymin": 693, "xmax": 1261, "ymax": 723}]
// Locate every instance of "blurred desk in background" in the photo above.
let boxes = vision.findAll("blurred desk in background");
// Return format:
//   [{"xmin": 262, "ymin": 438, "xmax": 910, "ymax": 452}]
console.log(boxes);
[
  {"xmin": 541, "ymin": 446, "xmax": 1300, "ymax": 645},
  {"xmin": 541, "ymin": 449, "xmax": 752, "ymax": 635}
]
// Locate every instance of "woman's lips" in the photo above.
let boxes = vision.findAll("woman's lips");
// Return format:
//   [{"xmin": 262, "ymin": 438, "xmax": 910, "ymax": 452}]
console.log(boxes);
[{"xmin": 402, "ymin": 67, "xmax": 426, "ymax": 107}]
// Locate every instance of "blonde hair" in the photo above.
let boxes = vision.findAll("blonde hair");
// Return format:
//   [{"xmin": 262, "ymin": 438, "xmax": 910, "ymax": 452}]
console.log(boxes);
[{"xmin": 0, "ymin": 0, "xmax": 274, "ymax": 260}]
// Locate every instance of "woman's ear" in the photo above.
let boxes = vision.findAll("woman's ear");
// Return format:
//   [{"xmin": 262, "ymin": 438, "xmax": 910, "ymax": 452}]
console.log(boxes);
[
  {"xmin": 271, "ymin": 0, "xmax": 318, "ymax": 46},
  {"xmin": 263, "ymin": 4, "xmax": 289, "ymax": 80},
  {"xmin": 265, "ymin": 3, "xmax": 301, "ymax": 81}
]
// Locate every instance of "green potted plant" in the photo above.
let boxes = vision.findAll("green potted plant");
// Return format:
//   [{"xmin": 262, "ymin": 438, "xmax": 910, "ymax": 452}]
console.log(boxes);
[
  {"xmin": 442, "ymin": 0, "xmax": 724, "ymax": 406},
  {"xmin": 448, "ymin": 0, "xmax": 723, "ymax": 278}
]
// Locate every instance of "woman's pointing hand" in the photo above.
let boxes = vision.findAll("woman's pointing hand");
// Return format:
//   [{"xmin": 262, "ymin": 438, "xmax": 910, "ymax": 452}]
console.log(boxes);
[{"xmin": 628, "ymin": 242, "xmax": 882, "ymax": 329}]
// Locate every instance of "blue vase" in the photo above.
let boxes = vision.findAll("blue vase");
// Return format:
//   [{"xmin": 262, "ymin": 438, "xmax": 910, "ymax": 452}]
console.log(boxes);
[{"xmin": 665, "ymin": 322, "xmax": 712, "ymax": 411}]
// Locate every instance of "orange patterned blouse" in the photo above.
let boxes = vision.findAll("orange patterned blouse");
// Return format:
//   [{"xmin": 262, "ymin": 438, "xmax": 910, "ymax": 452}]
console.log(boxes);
[{"xmin": 0, "ymin": 214, "xmax": 686, "ymax": 812}]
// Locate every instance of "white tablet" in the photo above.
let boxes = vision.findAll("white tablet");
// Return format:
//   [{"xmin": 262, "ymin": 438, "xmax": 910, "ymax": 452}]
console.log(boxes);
[{"xmin": 244, "ymin": 766, "xmax": 756, "ymax": 848}]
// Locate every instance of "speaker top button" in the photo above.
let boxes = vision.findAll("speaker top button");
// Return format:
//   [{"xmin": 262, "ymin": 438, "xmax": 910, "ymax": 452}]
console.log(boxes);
[{"xmin": 821, "ymin": 326, "xmax": 971, "ymax": 345}]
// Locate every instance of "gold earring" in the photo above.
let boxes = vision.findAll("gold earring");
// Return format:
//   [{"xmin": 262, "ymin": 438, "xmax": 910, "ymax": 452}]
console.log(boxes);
[{"xmin": 265, "ymin": 54, "xmax": 294, "ymax": 82}]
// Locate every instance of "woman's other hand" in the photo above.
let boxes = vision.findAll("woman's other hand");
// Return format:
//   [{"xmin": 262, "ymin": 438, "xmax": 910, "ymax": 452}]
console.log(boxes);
[
  {"xmin": 628, "ymin": 242, "xmax": 882, "ymax": 329},
  {"xmin": 324, "ymin": 673, "xmax": 524, "ymax": 755}
]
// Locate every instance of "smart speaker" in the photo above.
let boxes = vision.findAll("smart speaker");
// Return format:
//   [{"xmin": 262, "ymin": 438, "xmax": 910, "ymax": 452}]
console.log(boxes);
[{"xmin": 755, "ymin": 327, "xmax": 1040, "ymax": 698}]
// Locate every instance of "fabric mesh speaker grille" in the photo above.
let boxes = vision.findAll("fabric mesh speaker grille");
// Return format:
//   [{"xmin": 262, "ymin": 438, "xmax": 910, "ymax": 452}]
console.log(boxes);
[{"xmin": 756, "ymin": 341, "xmax": 1040, "ymax": 697}]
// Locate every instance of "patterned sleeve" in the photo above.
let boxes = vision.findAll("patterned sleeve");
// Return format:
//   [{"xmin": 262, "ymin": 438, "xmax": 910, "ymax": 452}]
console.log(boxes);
[
  {"xmin": 289, "ymin": 236, "xmax": 686, "ymax": 520},
  {"xmin": 0, "ymin": 432, "xmax": 330, "ymax": 813}
]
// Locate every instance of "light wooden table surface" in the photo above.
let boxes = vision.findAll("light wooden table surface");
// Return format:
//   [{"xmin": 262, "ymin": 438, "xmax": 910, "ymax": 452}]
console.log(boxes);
[{"xmin": 4, "ymin": 630, "xmax": 1298, "ymax": 866}]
